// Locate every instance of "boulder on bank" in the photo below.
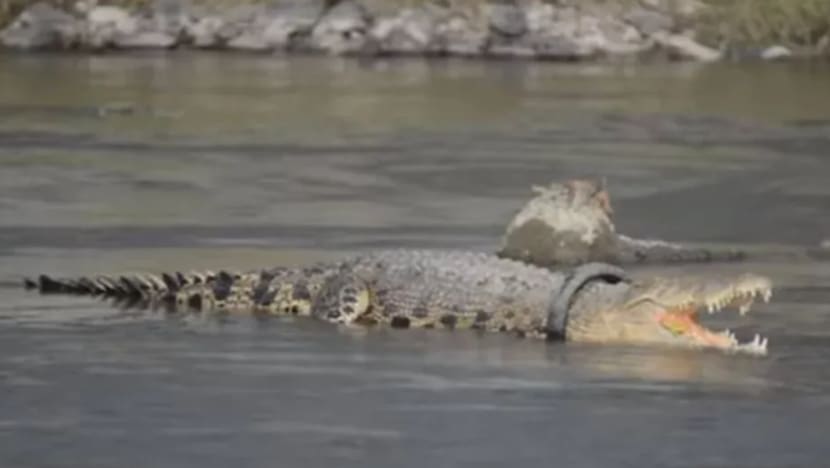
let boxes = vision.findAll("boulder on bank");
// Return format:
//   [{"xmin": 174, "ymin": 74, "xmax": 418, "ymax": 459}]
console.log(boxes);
[
  {"xmin": 623, "ymin": 7, "xmax": 674, "ymax": 37},
  {"xmin": 370, "ymin": 6, "xmax": 443, "ymax": 55},
  {"xmin": 186, "ymin": 13, "xmax": 225, "ymax": 48},
  {"xmin": 652, "ymin": 31, "xmax": 721, "ymax": 61},
  {"xmin": 82, "ymin": 4, "xmax": 134, "ymax": 49},
  {"xmin": 760, "ymin": 45, "xmax": 792, "ymax": 60},
  {"xmin": 0, "ymin": 2, "xmax": 81, "ymax": 50},
  {"xmin": 220, "ymin": 0, "xmax": 326, "ymax": 52},
  {"xmin": 522, "ymin": 2, "xmax": 595, "ymax": 60},
  {"xmin": 483, "ymin": 2, "xmax": 648, "ymax": 60},
  {"xmin": 310, "ymin": 0, "xmax": 375, "ymax": 55},
  {"xmin": 487, "ymin": 0, "xmax": 527, "ymax": 38},
  {"xmin": 78, "ymin": 0, "xmax": 193, "ymax": 50},
  {"xmin": 195, "ymin": 5, "xmax": 263, "ymax": 50},
  {"xmin": 485, "ymin": 0, "xmax": 533, "ymax": 57},
  {"xmin": 437, "ymin": 12, "xmax": 489, "ymax": 57}
]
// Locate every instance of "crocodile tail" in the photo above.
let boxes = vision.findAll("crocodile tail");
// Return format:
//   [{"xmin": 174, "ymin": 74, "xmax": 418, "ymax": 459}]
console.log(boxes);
[
  {"xmin": 22, "ymin": 268, "xmax": 318, "ymax": 316},
  {"xmin": 23, "ymin": 270, "xmax": 224, "ymax": 309}
]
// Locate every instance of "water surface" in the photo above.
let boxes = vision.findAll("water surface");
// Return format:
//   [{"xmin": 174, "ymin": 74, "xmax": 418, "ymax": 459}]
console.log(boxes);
[{"xmin": 1, "ymin": 53, "xmax": 830, "ymax": 467}]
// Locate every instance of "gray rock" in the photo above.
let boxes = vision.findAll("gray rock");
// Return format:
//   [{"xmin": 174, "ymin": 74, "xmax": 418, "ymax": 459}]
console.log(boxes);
[
  {"xmin": 531, "ymin": 33, "xmax": 596, "ymax": 60},
  {"xmin": 82, "ymin": 4, "xmax": 135, "ymax": 48},
  {"xmin": 80, "ymin": 2, "xmax": 182, "ymax": 50},
  {"xmin": 524, "ymin": 1, "xmax": 555, "ymax": 34},
  {"xmin": 1, "ymin": 2, "xmax": 81, "ymax": 50},
  {"xmin": 226, "ymin": 33, "xmax": 270, "ymax": 51},
  {"xmin": 481, "ymin": 0, "xmax": 534, "ymax": 58},
  {"xmin": 109, "ymin": 0, "xmax": 192, "ymax": 49},
  {"xmin": 222, "ymin": 10, "xmax": 274, "ymax": 50},
  {"xmin": 371, "ymin": 7, "xmax": 442, "ymax": 55},
  {"xmin": 147, "ymin": 0, "xmax": 194, "ymax": 38},
  {"xmin": 223, "ymin": 0, "xmax": 325, "ymax": 52},
  {"xmin": 623, "ymin": 7, "xmax": 674, "ymax": 36},
  {"xmin": 436, "ymin": 13, "xmax": 488, "ymax": 56},
  {"xmin": 593, "ymin": 16, "xmax": 646, "ymax": 55},
  {"xmin": 310, "ymin": 0, "xmax": 375, "ymax": 55},
  {"xmin": 264, "ymin": 0, "xmax": 326, "ymax": 51},
  {"xmin": 652, "ymin": 31, "xmax": 721, "ymax": 61},
  {"xmin": 533, "ymin": 8, "xmax": 645, "ymax": 58},
  {"xmin": 761, "ymin": 45, "xmax": 792, "ymax": 60},
  {"xmin": 186, "ymin": 15, "xmax": 226, "ymax": 48},
  {"xmin": 486, "ymin": 0, "xmax": 527, "ymax": 37},
  {"xmin": 114, "ymin": 29, "xmax": 178, "ymax": 49},
  {"xmin": 215, "ymin": 5, "xmax": 264, "ymax": 47}
]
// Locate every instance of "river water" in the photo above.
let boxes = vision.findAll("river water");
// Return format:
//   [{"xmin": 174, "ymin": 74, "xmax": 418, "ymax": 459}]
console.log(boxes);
[{"xmin": 1, "ymin": 53, "xmax": 830, "ymax": 467}]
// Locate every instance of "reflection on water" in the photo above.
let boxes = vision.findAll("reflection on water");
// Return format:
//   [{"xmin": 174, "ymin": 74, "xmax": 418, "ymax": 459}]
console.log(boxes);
[{"xmin": 1, "ymin": 53, "xmax": 830, "ymax": 467}]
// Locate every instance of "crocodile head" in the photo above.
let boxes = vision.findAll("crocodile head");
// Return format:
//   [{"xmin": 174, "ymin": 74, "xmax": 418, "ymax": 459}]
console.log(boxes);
[{"xmin": 562, "ymin": 271, "xmax": 773, "ymax": 355}]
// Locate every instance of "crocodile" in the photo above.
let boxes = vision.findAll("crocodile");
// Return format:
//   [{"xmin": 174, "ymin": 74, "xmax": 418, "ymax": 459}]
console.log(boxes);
[
  {"xmin": 26, "ymin": 249, "xmax": 773, "ymax": 355},
  {"xmin": 498, "ymin": 178, "xmax": 750, "ymax": 267}
]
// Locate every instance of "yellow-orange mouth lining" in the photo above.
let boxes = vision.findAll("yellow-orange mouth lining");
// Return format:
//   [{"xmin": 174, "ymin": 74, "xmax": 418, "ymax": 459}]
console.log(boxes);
[{"xmin": 656, "ymin": 291, "xmax": 771, "ymax": 355}]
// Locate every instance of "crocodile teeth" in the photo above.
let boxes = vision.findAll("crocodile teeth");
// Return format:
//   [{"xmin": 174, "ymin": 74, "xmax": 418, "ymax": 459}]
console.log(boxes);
[
  {"xmin": 734, "ymin": 295, "xmax": 755, "ymax": 316},
  {"xmin": 720, "ymin": 329, "xmax": 737, "ymax": 345},
  {"xmin": 719, "ymin": 329, "xmax": 769, "ymax": 356},
  {"xmin": 707, "ymin": 299, "xmax": 724, "ymax": 314},
  {"xmin": 736, "ymin": 333, "xmax": 769, "ymax": 356}
]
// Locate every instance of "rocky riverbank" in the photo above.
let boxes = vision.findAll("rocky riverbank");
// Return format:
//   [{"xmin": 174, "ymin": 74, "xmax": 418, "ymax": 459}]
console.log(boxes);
[{"xmin": 1, "ymin": 0, "xmax": 828, "ymax": 62}]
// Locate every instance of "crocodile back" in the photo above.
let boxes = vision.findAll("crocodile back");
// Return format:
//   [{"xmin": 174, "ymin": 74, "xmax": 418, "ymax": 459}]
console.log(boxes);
[{"xmin": 348, "ymin": 250, "xmax": 564, "ymax": 333}]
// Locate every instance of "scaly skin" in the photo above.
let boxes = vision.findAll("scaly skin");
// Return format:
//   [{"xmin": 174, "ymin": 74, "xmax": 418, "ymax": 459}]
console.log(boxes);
[
  {"xmin": 498, "ymin": 179, "xmax": 748, "ymax": 267},
  {"xmin": 26, "ymin": 249, "xmax": 774, "ymax": 355}
]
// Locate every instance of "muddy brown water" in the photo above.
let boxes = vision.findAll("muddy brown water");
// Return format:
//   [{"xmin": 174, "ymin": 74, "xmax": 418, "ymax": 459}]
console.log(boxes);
[{"xmin": 1, "ymin": 53, "xmax": 830, "ymax": 467}]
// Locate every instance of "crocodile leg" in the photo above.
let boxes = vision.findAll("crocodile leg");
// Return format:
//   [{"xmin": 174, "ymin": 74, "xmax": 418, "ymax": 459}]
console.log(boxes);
[{"xmin": 310, "ymin": 272, "xmax": 373, "ymax": 323}]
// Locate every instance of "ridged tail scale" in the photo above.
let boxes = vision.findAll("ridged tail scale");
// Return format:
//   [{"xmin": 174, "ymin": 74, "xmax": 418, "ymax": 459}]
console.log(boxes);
[{"xmin": 24, "ymin": 265, "xmax": 339, "ymax": 317}]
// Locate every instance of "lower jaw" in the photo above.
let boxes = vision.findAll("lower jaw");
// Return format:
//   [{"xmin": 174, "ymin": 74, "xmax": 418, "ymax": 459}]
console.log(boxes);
[{"xmin": 660, "ymin": 311, "xmax": 768, "ymax": 355}]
